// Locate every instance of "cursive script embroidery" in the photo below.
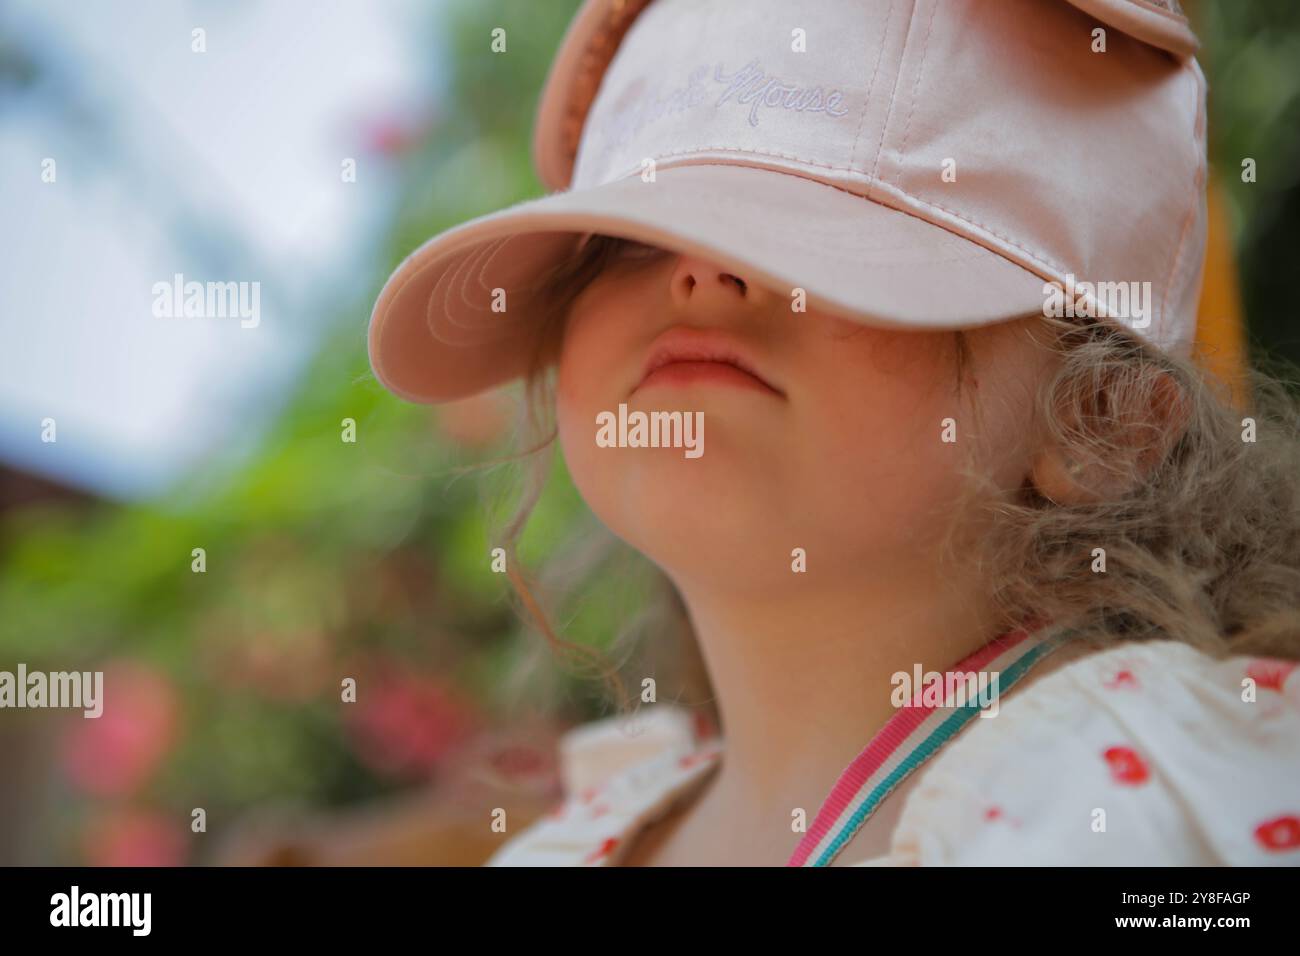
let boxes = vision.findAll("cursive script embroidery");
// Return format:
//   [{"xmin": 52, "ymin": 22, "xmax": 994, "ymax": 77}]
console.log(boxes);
[
  {"xmin": 713, "ymin": 59, "xmax": 851, "ymax": 127},
  {"xmin": 592, "ymin": 58, "xmax": 853, "ymax": 150},
  {"xmin": 597, "ymin": 65, "xmax": 711, "ymax": 151}
]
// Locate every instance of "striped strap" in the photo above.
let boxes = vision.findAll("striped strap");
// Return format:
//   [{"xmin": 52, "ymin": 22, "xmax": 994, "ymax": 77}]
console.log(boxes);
[{"xmin": 786, "ymin": 626, "xmax": 1066, "ymax": 867}]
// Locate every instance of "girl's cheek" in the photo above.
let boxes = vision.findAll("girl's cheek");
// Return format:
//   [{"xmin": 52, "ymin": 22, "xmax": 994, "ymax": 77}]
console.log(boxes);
[
  {"xmin": 555, "ymin": 356, "xmax": 591, "ymax": 463},
  {"xmin": 555, "ymin": 321, "xmax": 614, "ymax": 487},
  {"xmin": 556, "ymin": 319, "xmax": 603, "ymax": 423},
  {"xmin": 809, "ymin": 332, "xmax": 956, "ymax": 431}
]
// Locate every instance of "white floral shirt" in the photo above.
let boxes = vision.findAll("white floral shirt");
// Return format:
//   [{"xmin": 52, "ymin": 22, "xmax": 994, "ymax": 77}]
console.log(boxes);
[{"xmin": 487, "ymin": 640, "xmax": 1300, "ymax": 866}]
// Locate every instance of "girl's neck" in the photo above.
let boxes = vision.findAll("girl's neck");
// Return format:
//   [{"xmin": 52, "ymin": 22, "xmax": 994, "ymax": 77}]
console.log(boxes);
[{"xmin": 672, "ymin": 556, "xmax": 1007, "ymax": 827}]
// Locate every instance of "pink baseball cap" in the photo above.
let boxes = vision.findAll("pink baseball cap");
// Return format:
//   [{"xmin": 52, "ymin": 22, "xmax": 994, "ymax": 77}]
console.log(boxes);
[{"xmin": 369, "ymin": 0, "xmax": 1207, "ymax": 404}]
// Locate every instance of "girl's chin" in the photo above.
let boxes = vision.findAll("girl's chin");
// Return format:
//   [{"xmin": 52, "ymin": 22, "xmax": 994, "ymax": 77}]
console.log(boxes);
[{"xmin": 589, "ymin": 471, "xmax": 781, "ymax": 546}]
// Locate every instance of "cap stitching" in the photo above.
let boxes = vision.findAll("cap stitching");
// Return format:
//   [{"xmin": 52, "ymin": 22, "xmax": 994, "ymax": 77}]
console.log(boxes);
[
  {"xmin": 870, "ymin": 178, "xmax": 1070, "ymax": 275},
  {"xmin": 1125, "ymin": 0, "xmax": 1189, "ymax": 26},
  {"xmin": 847, "ymin": 0, "xmax": 897, "ymax": 171},
  {"xmin": 609, "ymin": 142, "xmax": 868, "ymax": 175},
  {"xmin": 1157, "ymin": 59, "xmax": 1208, "ymax": 347},
  {"xmin": 604, "ymin": 148, "xmax": 1074, "ymax": 275},
  {"xmin": 891, "ymin": 0, "xmax": 939, "ymax": 190},
  {"xmin": 865, "ymin": 0, "xmax": 916, "ymax": 187}
]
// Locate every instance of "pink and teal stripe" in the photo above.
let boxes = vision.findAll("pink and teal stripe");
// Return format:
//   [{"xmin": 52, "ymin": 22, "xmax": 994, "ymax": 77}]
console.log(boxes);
[{"xmin": 786, "ymin": 624, "xmax": 1066, "ymax": 867}]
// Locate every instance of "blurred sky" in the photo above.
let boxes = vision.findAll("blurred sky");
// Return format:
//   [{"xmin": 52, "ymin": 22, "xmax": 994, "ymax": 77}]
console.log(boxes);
[{"xmin": 0, "ymin": 0, "xmax": 440, "ymax": 499}]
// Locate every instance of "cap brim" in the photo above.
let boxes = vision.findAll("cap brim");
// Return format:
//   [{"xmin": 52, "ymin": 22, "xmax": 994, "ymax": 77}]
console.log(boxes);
[{"xmin": 368, "ymin": 164, "xmax": 1048, "ymax": 404}]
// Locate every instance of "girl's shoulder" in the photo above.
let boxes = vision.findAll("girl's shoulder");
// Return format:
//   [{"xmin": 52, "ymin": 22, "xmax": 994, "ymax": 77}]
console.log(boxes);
[
  {"xmin": 484, "ymin": 705, "xmax": 722, "ymax": 866},
  {"xmin": 888, "ymin": 638, "xmax": 1300, "ymax": 865}
]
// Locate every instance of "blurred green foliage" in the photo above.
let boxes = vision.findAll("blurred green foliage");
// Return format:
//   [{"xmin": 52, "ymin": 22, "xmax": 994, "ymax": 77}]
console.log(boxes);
[
  {"xmin": 1197, "ymin": 0, "xmax": 1300, "ymax": 363},
  {"xmin": 0, "ymin": 0, "xmax": 596, "ymax": 865}
]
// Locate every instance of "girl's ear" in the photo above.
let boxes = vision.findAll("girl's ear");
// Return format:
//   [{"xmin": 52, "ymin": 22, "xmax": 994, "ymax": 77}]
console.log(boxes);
[{"xmin": 1029, "ymin": 369, "xmax": 1191, "ymax": 506}]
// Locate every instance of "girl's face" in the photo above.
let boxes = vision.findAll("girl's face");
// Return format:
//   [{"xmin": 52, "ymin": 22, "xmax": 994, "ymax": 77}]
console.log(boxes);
[{"xmin": 556, "ymin": 241, "xmax": 1058, "ymax": 593}]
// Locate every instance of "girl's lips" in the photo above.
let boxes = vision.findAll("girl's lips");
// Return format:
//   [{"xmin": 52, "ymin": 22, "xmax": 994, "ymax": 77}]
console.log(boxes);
[
  {"xmin": 638, "ymin": 360, "xmax": 777, "ymax": 394},
  {"xmin": 635, "ymin": 331, "xmax": 784, "ymax": 397}
]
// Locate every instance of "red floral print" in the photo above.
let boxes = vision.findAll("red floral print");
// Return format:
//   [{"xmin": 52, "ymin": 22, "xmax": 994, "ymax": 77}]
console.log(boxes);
[
  {"xmin": 1246, "ymin": 659, "xmax": 1297, "ymax": 693},
  {"xmin": 1254, "ymin": 816, "xmax": 1300, "ymax": 852},
  {"xmin": 583, "ymin": 837, "xmax": 619, "ymax": 864},
  {"xmin": 1103, "ymin": 669, "xmax": 1139, "ymax": 690},
  {"xmin": 1103, "ymin": 746, "xmax": 1150, "ymax": 785}
]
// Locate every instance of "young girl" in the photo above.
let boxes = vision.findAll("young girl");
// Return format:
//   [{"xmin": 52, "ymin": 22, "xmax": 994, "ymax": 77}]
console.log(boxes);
[{"xmin": 367, "ymin": 0, "xmax": 1300, "ymax": 865}]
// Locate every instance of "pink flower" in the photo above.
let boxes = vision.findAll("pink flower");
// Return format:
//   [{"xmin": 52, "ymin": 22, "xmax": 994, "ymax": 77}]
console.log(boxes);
[
  {"xmin": 344, "ymin": 666, "xmax": 479, "ymax": 779},
  {"xmin": 61, "ymin": 662, "xmax": 179, "ymax": 797},
  {"xmin": 485, "ymin": 743, "xmax": 549, "ymax": 782},
  {"xmin": 355, "ymin": 106, "xmax": 439, "ymax": 157},
  {"xmin": 82, "ymin": 810, "xmax": 187, "ymax": 867}
]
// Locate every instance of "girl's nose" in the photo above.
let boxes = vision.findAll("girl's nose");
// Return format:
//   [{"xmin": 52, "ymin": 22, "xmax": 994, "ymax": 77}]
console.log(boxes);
[{"xmin": 669, "ymin": 254, "xmax": 770, "ymax": 313}]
